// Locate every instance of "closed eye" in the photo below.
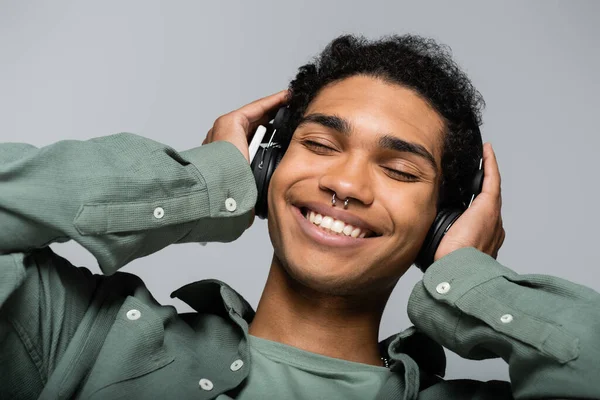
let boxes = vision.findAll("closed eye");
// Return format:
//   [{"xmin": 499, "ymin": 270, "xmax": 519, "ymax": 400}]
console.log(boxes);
[
  {"xmin": 302, "ymin": 139, "xmax": 420, "ymax": 182},
  {"xmin": 303, "ymin": 140, "xmax": 337, "ymax": 154},
  {"xmin": 382, "ymin": 167, "xmax": 419, "ymax": 182}
]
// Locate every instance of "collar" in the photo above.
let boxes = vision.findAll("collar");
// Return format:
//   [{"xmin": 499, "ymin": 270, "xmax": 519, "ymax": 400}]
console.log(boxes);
[
  {"xmin": 170, "ymin": 279, "xmax": 446, "ymax": 379},
  {"xmin": 171, "ymin": 279, "xmax": 255, "ymax": 322}
]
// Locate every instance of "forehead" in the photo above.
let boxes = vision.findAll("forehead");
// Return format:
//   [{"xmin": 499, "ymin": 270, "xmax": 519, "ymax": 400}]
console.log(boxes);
[{"xmin": 304, "ymin": 75, "xmax": 445, "ymax": 160}]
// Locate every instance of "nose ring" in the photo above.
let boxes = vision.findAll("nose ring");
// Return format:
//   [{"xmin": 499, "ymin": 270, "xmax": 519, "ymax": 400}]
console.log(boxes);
[{"xmin": 332, "ymin": 193, "xmax": 350, "ymax": 209}]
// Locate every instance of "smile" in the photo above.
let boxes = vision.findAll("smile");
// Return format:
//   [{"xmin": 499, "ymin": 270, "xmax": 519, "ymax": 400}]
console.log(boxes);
[{"xmin": 300, "ymin": 208, "xmax": 376, "ymax": 238}]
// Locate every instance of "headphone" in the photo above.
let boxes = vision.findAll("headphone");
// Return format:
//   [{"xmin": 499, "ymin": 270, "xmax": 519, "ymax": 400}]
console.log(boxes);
[{"xmin": 250, "ymin": 107, "xmax": 484, "ymax": 273}]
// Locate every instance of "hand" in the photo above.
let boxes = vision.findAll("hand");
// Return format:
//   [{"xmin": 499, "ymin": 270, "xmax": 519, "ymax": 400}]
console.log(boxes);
[
  {"xmin": 202, "ymin": 90, "xmax": 289, "ymax": 162},
  {"xmin": 434, "ymin": 143, "xmax": 505, "ymax": 260}
]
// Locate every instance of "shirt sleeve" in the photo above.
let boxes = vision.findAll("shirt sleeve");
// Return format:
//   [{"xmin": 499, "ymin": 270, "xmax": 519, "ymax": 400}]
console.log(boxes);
[
  {"xmin": 0, "ymin": 133, "xmax": 257, "ymax": 398},
  {"xmin": 408, "ymin": 247, "xmax": 600, "ymax": 399},
  {"xmin": 0, "ymin": 133, "xmax": 257, "ymax": 275}
]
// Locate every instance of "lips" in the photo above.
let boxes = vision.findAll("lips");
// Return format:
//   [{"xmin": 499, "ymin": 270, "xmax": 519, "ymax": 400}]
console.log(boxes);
[
  {"xmin": 294, "ymin": 201, "xmax": 382, "ymax": 237},
  {"xmin": 301, "ymin": 207, "xmax": 375, "ymax": 238}
]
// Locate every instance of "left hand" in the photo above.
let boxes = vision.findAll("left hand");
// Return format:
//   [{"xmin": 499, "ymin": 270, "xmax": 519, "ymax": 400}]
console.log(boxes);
[{"xmin": 434, "ymin": 143, "xmax": 505, "ymax": 261}]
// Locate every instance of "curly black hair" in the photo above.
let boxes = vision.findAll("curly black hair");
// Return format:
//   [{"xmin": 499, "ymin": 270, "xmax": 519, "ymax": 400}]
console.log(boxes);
[{"xmin": 280, "ymin": 34, "xmax": 485, "ymax": 208}]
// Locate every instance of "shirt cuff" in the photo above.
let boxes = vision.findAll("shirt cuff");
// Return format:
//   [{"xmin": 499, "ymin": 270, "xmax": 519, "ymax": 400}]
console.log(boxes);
[
  {"xmin": 179, "ymin": 141, "xmax": 258, "ymax": 243},
  {"xmin": 408, "ymin": 248, "xmax": 579, "ymax": 364},
  {"xmin": 421, "ymin": 248, "xmax": 517, "ymax": 306},
  {"xmin": 407, "ymin": 248, "xmax": 508, "ymax": 350}
]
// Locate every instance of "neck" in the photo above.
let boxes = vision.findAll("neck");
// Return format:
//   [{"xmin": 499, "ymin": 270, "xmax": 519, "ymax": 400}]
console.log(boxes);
[{"xmin": 249, "ymin": 255, "xmax": 390, "ymax": 367}]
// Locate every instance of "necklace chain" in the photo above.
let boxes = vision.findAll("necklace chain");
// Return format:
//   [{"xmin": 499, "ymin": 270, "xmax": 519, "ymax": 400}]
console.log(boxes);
[{"xmin": 380, "ymin": 356, "xmax": 390, "ymax": 369}]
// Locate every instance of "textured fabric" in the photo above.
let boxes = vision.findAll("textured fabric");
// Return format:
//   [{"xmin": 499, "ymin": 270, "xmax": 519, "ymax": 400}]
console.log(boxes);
[
  {"xmin": 0, "ymin": 134, "xmax": 256, "ymax": 274},
  {"xmin": 216, "ymin": 335, "xmax": 393, "ymax": 400},
  {"xmin": 1, "ymin": 134, "xmax": 599, "ymax": 399}
]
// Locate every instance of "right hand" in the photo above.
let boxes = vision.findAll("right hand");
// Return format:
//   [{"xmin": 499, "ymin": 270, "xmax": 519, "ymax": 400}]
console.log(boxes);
[{"xmin": 202, "ymin": 90, "xmax": 289, "ymax": 163}]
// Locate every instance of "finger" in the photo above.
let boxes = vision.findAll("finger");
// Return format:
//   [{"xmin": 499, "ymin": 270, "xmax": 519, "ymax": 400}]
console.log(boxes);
[
  {"xmin": 202, "ymin": 128, "xmax": 213, "ymax": 145},
  {"xmin": 248, "ymin": 112, "xmax": 276, "ymax": 135},
  {"xmin": 481, "ymin": 143, "xmax": 502, "ymax": 199},
  {"xmin": 236, "ymin": 90, "xmax": 288, "ymax": 125},
  {"xmin": 496, "ymin": 231, "xmax": 505, "ymax": 256}
]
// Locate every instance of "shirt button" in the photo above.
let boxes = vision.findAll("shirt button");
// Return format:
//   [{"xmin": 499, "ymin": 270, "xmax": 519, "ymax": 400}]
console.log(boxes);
[
  {"xmin": 225, "ymin": 197, "xmax": 237, "ymax": 212},
  {"xmin": 153, "ymin": 207, "xmax": 165, "ymax": 219},
  {"xmin": 230, "ymin": 359, "xmax": 244, "ymax": 371},
  {"xmin": 436, "ymin": 282, "xmax": 451, "ymax": 294},
  {"xmin": 500, "ymin": 314, "xmax": 514, "ymax": 323},
  {"xmin": 199, "ymin": 378, "xmax": 213, "ymax": 391},
  {"xmin": 126, "ymin": 309, "xmax": 141, "ymax": 320}
]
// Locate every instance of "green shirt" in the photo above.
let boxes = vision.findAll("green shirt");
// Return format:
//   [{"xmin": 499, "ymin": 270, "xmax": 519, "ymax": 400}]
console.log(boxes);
[
  {"xmin": 1, "ymin": 133, "xmax": 599, "ymax": 399},
  {"xmin": 216, "ymin": 335, "xmax": 393, "ymax": 400}
]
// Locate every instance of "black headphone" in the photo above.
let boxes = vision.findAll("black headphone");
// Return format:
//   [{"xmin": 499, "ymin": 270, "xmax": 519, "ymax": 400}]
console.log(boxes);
[{"xmin": 250, "ymin": 107, "xmax": 484, "ymax": 273}]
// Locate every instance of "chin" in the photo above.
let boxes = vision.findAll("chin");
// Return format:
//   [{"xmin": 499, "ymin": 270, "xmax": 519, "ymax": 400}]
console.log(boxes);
[
  {"xmin": 270, "ymin": 241, "xmax": 401, "ymax": 297},
  {"xmin": 279, "ymin": 256, "xmax": 365, "ymax": 296}
]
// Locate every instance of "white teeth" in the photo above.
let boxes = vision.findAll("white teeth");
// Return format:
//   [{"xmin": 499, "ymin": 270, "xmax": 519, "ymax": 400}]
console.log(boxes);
[
  {"xmin": 320, "ymin": 216, "xmax": 333, "ymax": 229},
  {"xmin": 331, "ymin": 220, "xmax": 345, "ymax": 233},
  {"xmin": 303, "ymin": 208, "xmax": 373, "ymax": 238}
]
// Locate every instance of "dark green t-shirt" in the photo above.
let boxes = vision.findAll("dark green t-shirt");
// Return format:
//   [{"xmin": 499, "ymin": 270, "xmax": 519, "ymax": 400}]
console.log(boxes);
[{"xmin": 217, "ymin": 335, "xmax": 393, "ymax": 400}]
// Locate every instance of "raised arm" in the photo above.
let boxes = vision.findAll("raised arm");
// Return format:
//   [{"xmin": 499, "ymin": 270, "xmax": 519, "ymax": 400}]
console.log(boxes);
[
  {"xmin": 0, "ymin": 134, "xmax": 256, "ymax": 274},
  {"xmin": 410, "ymin": 144, "xmax": 600, "ymax": 399},
  {"xmin": 0, "ymin": 91, "xmax": 287, "ymax": 399}
]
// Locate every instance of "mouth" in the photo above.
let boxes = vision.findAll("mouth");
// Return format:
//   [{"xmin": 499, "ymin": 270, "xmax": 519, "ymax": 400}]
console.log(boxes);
[{"xmin": 298, "ymin": 206, "xmax": 380, "ymax": 239}]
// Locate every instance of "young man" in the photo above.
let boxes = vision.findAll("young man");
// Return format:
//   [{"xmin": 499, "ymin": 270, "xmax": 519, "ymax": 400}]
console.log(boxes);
[{"xmin": 1, "ymin": 35, "xmax": 598, "ymax": 399}]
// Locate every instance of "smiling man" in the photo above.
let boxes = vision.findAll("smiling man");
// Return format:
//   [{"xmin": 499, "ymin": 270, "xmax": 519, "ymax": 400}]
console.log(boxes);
[
  {"xmin": 252, "ymin": 76, "xmax": 447, "ymax": 367},
  {"xmin": 2, "ymin": 35, "xmax": 600, "ymax": 399}
]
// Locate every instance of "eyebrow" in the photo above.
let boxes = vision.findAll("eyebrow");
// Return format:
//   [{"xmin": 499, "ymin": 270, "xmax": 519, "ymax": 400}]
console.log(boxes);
[
  {"xmin": 298, "ymin": 113, "xmax": 352, "ymax": 135},
  {"xmin": 298, "ymin": 113, "xmax": 438, "ymax": 172}
]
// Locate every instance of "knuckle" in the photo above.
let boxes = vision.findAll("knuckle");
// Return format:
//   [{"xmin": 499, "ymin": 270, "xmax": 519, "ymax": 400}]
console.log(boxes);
[
  {"xmin": 213, "ymin": 114, "xmax": 230, "ymax": 128},
  {"xmin": 214, "ymin": 112, "xmax": 247, "ymax": 131}
]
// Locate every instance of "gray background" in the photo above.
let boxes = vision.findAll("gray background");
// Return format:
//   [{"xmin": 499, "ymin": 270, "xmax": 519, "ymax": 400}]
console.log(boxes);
[{"xmin": 1, "ymin": 0, "xmax": 598, "ymax": 382}]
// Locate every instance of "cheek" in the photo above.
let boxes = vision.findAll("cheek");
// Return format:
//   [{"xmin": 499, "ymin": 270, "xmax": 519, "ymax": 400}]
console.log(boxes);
[
  {"xmin": 383, "ymin": 184, "xmax": 438, "ymax": 236},
  {"xmin": 267, "ymin": 147, "xmax": 314, "ymax": 199}
]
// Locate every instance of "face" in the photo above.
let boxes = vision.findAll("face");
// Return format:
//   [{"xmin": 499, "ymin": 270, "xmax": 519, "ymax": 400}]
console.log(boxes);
[{"xmin": 267, "ymin": 75, "xmax": 445, "ymax": 296}]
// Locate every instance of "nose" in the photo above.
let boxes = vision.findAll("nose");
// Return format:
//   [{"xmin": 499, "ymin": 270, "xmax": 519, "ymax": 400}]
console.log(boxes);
[{"xmin": 318, "ymin": 156, "xmax": 375, "ymax": 206}]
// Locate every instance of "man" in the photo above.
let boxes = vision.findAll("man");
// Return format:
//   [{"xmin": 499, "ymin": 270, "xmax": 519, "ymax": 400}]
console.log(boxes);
[{"xmin": 1, "ymin": 34, "xmax": 598, "ymax": 399}]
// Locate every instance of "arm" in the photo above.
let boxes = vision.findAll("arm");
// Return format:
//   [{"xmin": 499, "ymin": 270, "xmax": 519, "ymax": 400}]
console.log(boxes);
[
  {"xmin": 409, "ymin": 248, "xmax": 600, "ymax": 399},
  {"xmin": 0, "ymin": 91, "xmax": 288, "ymax": 399},
  {"xmin": 0, "ymin": 134, "xmax": 256, "ymax": 398},
  {"xmin": 0, "ymin": 134, "xmax": 256, "ymax": 275},
  {"xmin": 0, "ymin": 89, "xmax": 289, "ymax": 275},
  {"xmin": 409, "ymin": 144, "xmax": 600, "ymax": 399}
]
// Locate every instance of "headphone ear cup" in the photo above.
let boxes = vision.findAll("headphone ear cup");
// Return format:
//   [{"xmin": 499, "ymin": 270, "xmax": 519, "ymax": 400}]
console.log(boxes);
[
  {"xmin": 251, "ymin": 146, "xmax": 269, "ymax": 219},
  {"xmin": 251, "ymin": 146, "xmax": 284, "ymax": 219},
  {"xmin": 415, "ymin": 208, "xmax": 462, "ymax": 272},
  {"xmin": 250, "ymin": 107, "xmax": 289, "ymax": 220},
  {"xmin": 273, "ymin": 151, "xmax": 284, "ymax": 169},
  {"xmin": 471, "ymin": 168, "xmax": 484, "ymax": 198}
]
